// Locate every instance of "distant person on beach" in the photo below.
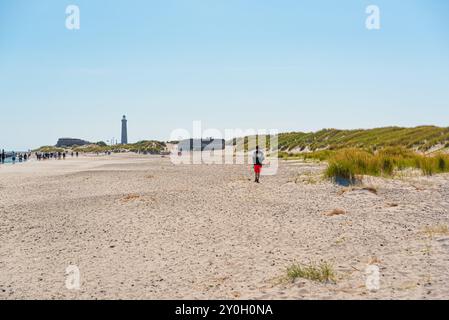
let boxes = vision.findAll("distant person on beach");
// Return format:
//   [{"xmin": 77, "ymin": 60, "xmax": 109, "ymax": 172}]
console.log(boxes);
[
  {"xmin": 1, "ymin": 149, "xmax": 5, "ymax": 164},
  {"xmin": 76, "ymin": 152, "xmax": 79, "ymax": 157},
  {"xmin": 252, "ymin": 146, "xmax": 265, "ymax": 183}
]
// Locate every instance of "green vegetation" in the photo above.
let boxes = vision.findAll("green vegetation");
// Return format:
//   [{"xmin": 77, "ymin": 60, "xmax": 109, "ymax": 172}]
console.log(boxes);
[
  {"xmin": 33, "ymin": 146, "xmax": 65, "ymax": 153},
  {"xmin": 231, "ymin": 135, "xmax": 274, "ymax": 152},
  {"xmin": 324, "ymin": 148, "xmax": 449, "ymax": 180},
  {"xmin": 35, "ymin": 140, "xmax": 167, "ymax": 154},
  {"xmin": 230, "ymin": 126, "xmax": 449, "ymax": 158},
  {"xmin": 279, "ymin": 150, "xmax": 334, "ymax": 161},
  {"xmin": 276, "ymin": 127, "xmax": 449, "ymax": 180},
  {"xmin": 73, "ymin": 140, "xmax": 167, "ymax": 154},
  {"xmin": 286, "ymin": 261, "xmax": 336, "ymax": 283},
  {"xmin": 278, "ymin": 126, "xmax": 449, "ymax": 152}
]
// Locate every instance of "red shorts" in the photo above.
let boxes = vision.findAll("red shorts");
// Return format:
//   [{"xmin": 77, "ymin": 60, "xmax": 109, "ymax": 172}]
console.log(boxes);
[{"xmin": 254, "ymin": 164, "xmax": 262, "ymax": 174}]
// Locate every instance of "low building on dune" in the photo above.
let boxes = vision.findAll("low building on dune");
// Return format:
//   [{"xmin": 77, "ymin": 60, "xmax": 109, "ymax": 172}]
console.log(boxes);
[
  {"xmin": 56, "ymin": 138, "xmax": 90, "ymax": 148},
  {"xmin": 177, "ymin": 138, "xmax": 225, "ymax": 152}
]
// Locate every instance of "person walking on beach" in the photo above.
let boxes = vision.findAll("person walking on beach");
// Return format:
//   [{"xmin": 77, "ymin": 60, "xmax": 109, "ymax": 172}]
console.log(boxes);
[
  {"xmin": 1, "ymin": 149, "xmax": 5, "ymax": 164},
  {"xmin": 252, "ymin": 145, "xmax": 265, "ymax": 183}
]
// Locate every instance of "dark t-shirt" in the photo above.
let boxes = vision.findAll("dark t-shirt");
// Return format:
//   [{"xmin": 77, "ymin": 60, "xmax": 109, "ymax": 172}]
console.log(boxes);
[{"xmin": 255, "ymin": 151, "xmax": 262, "ymax": 165}]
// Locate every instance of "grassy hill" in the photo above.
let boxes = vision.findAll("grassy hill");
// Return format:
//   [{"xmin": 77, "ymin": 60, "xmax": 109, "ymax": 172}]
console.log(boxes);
[
  {"xmin": 232, "ymin": 126, "xmax": 449, "ymax": 178},
  {"xmin": 274, "ymin": 126, "xmax": 449, "ymax": 179},
  {"xmin": 278, "ymin": 126, "xmax": 449, "ymax": 153}
]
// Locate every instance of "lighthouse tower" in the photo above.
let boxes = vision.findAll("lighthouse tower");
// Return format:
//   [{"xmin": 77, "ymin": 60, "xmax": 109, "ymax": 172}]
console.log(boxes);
[{"xmin": 121, "ymin": 115, "xmax": 128, "ymax": 144}]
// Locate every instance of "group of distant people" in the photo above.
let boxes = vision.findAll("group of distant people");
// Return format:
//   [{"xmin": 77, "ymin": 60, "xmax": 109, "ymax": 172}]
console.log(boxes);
[
  {"xmin": 3, "ymin": 145, "xmax": 266, "ymax": 183},
  {"xmin": 0, "ymin": 149, "xmax": 32, "ymax": 164},
  {"xmin": 36, "ymin": 151, "xmax": 79, "ymax": 161},
  {"xmin": 0, "ymin": 149, "xmax": 81, "ymax": 164}
]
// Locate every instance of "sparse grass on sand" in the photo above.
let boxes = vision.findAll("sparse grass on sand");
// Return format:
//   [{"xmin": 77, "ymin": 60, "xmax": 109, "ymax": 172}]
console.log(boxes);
[
  {"xmin": 286, "ymin": 262, "xmax": 337, "ymax": 283},
  {"xmin": 423, "ymin": 225, "xmax": 449, "ymax": 238}
]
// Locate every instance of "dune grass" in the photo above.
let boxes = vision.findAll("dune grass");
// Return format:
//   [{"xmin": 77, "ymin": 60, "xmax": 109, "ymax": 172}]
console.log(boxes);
[
  {"xmin": 281, "ymin": 145, "xmax": 449, "ymax": 182},
  {"xmin": 278, "ymin": 126, "xmax": 449, "ymax": 152},
  {"xmin": 286, "ymin": 262, "xmax": 336, "ymax": 283},
  {"xmin": 33, "ymin": 146, "xmax": 66, "ymax": 153},
  {"xmin": 35, "ymin": 140, "xmax": 167, "ymax": 154},
  {"xmin": 324, "ymin": 148, "xmax": 449, "ymax": 180},
  {"xmin": 73, "ymin": 140, "xmax": 166, "ymax": 154},
  {"xmin": 279, "ymin": 150, "xmax": 335, "ymax": 161}
]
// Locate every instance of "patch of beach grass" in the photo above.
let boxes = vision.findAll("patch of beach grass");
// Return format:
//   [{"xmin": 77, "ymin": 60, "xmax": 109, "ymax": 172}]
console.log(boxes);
[
  {"xmin": 423, "ymin": 225, "xmax": 449, "ymax": 238},
  {"xmin": 335, "ymin": 236, "xmax": 346, "ymax": 245},
  {"xmin": 286, "ymin": 261, "xmax": 337, "ymax": 283},
  {"xmin": 325, "ymin": 147, "xmax": 449, "ymax": 182}
]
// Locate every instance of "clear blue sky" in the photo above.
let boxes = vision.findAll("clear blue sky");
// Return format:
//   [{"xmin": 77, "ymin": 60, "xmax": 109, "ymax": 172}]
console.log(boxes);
[{"xmin": 1, "ymin": 0, "xmax": 448, "ymax": 150}]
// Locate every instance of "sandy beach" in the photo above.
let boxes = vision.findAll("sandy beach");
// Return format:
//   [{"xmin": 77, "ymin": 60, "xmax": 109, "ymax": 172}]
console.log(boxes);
[{"xmin": 1, "ymin": 154, "xmax": 449, "ymax": 300}]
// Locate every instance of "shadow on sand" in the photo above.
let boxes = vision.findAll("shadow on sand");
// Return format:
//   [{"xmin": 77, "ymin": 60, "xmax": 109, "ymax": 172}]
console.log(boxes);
[{"xmin": 333, "ymin": 176, "xmax": 361, "ymax": 187}]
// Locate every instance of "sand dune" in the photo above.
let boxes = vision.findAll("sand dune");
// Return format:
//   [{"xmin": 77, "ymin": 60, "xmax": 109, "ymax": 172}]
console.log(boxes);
[{"xmin": 1, "ymin": 154, "xmax": 449, "ymax": 299}]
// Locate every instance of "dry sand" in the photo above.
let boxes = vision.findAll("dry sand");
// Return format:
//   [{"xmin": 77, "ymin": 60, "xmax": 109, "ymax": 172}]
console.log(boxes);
[{"xmin": 1, "ymin": 153, "xmax": 449, "ymax": 299}]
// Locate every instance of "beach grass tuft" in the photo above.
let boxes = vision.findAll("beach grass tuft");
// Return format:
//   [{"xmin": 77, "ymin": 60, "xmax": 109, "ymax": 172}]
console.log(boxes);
[{"xmin": 286, "ymin": 261, "xmax": 336, "ymax": 283}]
